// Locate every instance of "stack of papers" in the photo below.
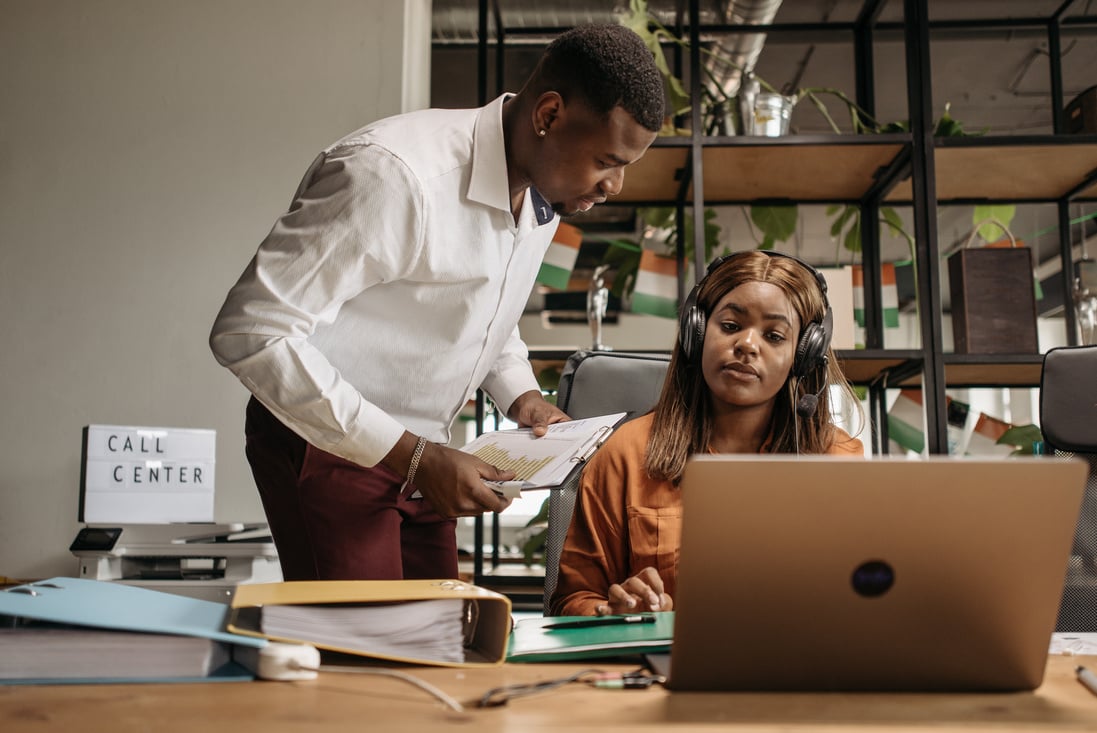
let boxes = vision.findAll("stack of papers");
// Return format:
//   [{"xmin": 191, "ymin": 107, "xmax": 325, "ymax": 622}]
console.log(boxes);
[
  {"xmin": 1, "ymin": 627, "xmax": 233, "ymax": 683},
  {"xmin": 0, "ymin": 577, "xmax": 264, "ymax": 685},
  {"xmin": 228, "ymin": 580, "xmax": 514, "ymax": 667},
  {"xmin": 260, "ymin": 599, "xmax": 467, "ymax": 664}
]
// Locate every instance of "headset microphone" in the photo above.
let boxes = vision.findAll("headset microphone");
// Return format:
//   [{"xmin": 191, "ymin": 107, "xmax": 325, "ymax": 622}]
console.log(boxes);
[{"xmin": 795, "ymin": 376, "xmax": 828, "ymax": 418}]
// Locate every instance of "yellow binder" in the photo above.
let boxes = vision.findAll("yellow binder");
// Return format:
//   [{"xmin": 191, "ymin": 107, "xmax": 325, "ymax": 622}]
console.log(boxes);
[{"xmin": 227, "ymin": 579, "xmax": 511, "ymax": 667}]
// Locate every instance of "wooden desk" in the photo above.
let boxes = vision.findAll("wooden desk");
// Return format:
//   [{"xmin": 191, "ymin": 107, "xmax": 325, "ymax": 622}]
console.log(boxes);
[{"xmin": 3, "ymin": 655, "xmax": 1096, "ymax": 732}]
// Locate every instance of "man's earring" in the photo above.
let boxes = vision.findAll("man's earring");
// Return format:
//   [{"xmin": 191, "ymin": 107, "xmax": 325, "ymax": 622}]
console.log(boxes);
[{"xmin": 537, "ymin": 129, "xmax": 547, "ymax": 137}]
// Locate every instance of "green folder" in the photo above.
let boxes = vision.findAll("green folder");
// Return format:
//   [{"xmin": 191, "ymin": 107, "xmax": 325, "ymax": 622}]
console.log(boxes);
[{"xmin": 506, "ymin": 612, "xmax": 673, "ymax": 663}]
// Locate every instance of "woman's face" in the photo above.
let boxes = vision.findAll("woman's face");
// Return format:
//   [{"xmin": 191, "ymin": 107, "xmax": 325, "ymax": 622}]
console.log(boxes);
[{"xmin": 700, "ymin": 281, "xmax": 801, "ymax": 411}]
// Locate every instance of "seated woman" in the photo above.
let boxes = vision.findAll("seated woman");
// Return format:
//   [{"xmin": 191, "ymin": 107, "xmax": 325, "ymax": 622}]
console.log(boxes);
[{"xmin": 549, "ymin": 250, "xmax": 864, "ymax": 617}]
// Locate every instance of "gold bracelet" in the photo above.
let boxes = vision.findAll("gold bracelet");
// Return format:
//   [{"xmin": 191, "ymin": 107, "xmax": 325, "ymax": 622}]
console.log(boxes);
[{"xmin": 405, "ymin": 435, "xmax": 428, "ymax": 486}]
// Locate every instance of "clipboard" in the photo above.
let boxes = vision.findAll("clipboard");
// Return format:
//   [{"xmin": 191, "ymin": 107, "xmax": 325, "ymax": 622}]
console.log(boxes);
[{"xmin": 461, "ymin": 412, "xmax": 627, "ymax": 498}]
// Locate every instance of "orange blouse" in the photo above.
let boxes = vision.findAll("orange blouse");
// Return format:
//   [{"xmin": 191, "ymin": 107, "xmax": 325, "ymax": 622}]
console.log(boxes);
[{"xmin": 548, "ymin": 412, "xmax": 863, "ymax": 616}]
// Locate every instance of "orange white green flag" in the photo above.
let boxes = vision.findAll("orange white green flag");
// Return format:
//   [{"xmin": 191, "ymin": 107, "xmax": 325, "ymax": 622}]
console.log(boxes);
[
  {"xmin": 630, "ymin": 250, "xmax": 681, "ymax": 319},
  {"xmin": 852, "ymin": 263, "xmax": 900, "ymax": 330},
  {"xmin": 536, "ymin": 222, "xmax": 583, "ymax": 290}
]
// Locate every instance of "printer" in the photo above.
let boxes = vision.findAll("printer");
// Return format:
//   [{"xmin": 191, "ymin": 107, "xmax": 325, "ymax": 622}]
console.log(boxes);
[
  {"xmin": 70, "ymin": 522, "xmax": 280, "ymax": 603},
  {"xmin": 70, "ymin": 424, "xmax": 281, "ymax": 602}
]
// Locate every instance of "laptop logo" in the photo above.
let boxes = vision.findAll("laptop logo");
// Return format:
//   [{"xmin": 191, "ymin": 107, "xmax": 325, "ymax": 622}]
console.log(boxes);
[{"xmin": 851, "ymin": 560, "xmax": 894, "ymax": 597}]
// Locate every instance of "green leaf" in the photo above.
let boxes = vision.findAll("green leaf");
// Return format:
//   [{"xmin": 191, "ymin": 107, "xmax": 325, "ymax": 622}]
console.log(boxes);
[
  {"xmin": 619, "ymin": 0, "xmax": 691, "ymax": 118},
  {"xmin": 524, "ymin": 497, "xmax": 551, "ymax": 528},
  {"xmin": 973, "ymin": 204, "xmax": 1017, "ymax": 243},
  {"xmin": 842, "ymin": 216, "xmax": 862, "ymax": 254},
  {"xmin": 829, "ymin": 205, "xmax": 856, "ymax": 238},
  {"xmin": 520, "ymin": 528, "xmax": 547, "ymax": 565},
  {"xmin": 750, "ymin": 205, "xmax": 798, "ymax": 244},
  {"xmin": 881, "ymin": 207, "xmax": 905, "ymax": 237},
  {"xmin": 879, "ymin": 120, "xmax": 909, "ymax": 133},
  {"xmin": 637, "ymin": 206, "xmax": 675, "ymax": 230},
  {"xmin": 601, "ymin": 243, "xmax": 642, "ymax": 299},
  {"xmin": 997, "ymin": 424, "xmax": 1044, "ymax": 455}
]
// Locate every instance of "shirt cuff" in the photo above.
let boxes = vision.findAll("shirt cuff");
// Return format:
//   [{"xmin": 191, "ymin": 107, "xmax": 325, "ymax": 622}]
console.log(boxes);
[
  {"xmin": 332, "ymin": 401, "xmax": 408, "ymax": 468},
  {"xmin": 482, "ymin": 365, "xmax": 541, "ymax": 419}
]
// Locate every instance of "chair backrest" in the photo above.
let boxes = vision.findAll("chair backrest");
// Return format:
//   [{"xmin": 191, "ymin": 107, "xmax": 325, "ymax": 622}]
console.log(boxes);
[
  {"xmin": 1040, "ymin": 345, "xmax": 1097, "ymax": 631},
  {"xmin": 543, "ymin": 350, "xmax": 671, "ymax": 614}
]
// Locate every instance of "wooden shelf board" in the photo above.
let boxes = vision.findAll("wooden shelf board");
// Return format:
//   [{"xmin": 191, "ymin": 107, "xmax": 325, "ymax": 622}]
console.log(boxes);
[
  {"xmin": 701, "ymin": 143, "xmax": 906, "ymax": 202},
  {"xmin": 1078, "ymin": 179, "xmax": 1097, "ymax": 201},
  {"xmin": 886, "ymin": 142, "xmax": 1097, "ymax": 202},
  {"xmin": 617, "ymin": 146, "xmax": 689, "ymax": 202},
  {"xmin": 834, "ymin": 351, "xmax": 922, "ymax": 384},
  {"xmin": 941, "ymin": 357, "xmax": 1044, "ymax": 387},
  {"xmin": 618, "ymin": 139, "xmax": 1097, "ymax": 205},
  {"xmin": 616, "ymin": 140, "xmax": 906, "ymax": 204}
]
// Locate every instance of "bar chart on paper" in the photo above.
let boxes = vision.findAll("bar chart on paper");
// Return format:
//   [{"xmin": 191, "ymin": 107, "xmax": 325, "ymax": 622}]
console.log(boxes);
[
  {"xmin": 467, "ymin": 443, "xmax": 555, "ymax": 482},
  {"xmin": 459, "ymin": 412, "xmax": 627, "ymax": 490}
]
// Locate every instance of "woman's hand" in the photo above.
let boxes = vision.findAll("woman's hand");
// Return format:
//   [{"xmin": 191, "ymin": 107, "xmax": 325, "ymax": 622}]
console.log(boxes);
[{"xmin": 595, "ymin": 566, "xmax": 674, "ymax": 615}]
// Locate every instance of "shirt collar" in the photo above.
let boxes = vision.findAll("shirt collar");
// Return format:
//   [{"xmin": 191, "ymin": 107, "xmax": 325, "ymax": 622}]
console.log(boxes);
[{"xmin": 469, "ymin": 94, "xmax": 556, "ymax": 228}]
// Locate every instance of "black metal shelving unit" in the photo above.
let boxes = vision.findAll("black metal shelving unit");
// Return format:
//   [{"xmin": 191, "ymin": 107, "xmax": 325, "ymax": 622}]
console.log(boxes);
[{"xmin": 458, "ymin": 0, "xmax": 1097, "ymax": 599}]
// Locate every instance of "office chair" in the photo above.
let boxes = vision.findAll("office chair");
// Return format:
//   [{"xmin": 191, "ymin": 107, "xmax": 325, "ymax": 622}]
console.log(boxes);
[
  {"xmin": 1040, "ymin": 345, "xmax": 1097, "ymax": 631},
  {"xmin": 542, "ymin": 349, "xmax": 671, "ymax": 614}
]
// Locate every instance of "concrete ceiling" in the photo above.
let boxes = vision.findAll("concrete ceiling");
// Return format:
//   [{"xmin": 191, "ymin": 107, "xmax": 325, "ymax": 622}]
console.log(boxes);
[{"xmin": 430, "ymin": 1, "xmax": 1097, "ymax": 298}]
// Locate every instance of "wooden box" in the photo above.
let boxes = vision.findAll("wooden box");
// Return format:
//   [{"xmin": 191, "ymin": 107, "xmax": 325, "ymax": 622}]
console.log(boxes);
[
  {"xmin": 948, "ymin": 246, "xmax": 1038, "ymax": 354},
  {"xmin": 1065, "ymin": 85, "xmax": 1097, "ymax": 134}
]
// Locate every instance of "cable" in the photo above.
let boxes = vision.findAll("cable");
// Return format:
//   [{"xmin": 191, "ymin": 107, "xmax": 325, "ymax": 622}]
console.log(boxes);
[
  {"xmin": 476, "ymin": 668, "xmax": 606, "ymax": 708},
  {"xmin": 293, "ymin": 663, "xmax": 466, "ymax": 714}
]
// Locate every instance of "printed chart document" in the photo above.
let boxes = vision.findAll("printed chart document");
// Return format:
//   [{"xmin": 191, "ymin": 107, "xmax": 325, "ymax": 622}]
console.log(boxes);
[{"xmin": 460, "ymin": 412, "xmax": 626, "ymax": 497}]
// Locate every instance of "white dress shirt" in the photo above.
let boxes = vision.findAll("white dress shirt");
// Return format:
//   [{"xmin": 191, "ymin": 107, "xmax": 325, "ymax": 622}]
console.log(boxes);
[{"xmin": 210, "ymin": 94, "xmax": 559, "ymax": 468}]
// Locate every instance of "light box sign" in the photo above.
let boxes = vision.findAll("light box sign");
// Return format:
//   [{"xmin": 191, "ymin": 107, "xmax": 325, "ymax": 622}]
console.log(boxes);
[{"xmin": 80, "ymin": 425, "xmax": 216, "ymax": 524}]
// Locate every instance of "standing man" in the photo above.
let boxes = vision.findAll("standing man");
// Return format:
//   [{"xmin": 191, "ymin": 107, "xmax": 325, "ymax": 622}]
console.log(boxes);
[{"xmin": 209, "ymin": 24, "xmax": 666, "ymax": 581}]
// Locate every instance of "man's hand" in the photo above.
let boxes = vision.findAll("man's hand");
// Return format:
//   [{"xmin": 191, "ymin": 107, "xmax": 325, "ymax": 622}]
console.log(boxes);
[
  {"xmin": 595, "ymin": 567, "xmax": 674, "ymax": 616},
  {"xmin": 381, "ymin": 433, "xmax": 514, "ymax": 518},
  {"xmin": 508, "ymin": 390, "xmax": 570, "ymax": 436}
]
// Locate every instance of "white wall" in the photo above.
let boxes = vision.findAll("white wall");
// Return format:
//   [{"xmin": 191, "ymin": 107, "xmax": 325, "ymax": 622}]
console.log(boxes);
[{"xmin": 0, "ymin": 0, "xmax": 431, "ymax": 579}]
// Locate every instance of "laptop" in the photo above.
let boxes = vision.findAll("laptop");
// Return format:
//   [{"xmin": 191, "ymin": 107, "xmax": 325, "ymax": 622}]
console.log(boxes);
[{"xmin": 656, "ymin": 454, "xmax": 1087, "ymax": 692}]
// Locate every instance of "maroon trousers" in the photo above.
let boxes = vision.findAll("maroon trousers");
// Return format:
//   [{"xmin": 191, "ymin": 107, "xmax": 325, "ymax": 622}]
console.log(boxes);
[{"xmin": 243, "ymin": 397, "xmax": 457, "ymax": 581}]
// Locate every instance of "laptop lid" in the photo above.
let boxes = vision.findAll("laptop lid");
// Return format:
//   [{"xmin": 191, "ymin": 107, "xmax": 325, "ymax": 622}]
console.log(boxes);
[{"xmin": 666, "ymin": 455, "xmax": 1087, "ymax": 692}]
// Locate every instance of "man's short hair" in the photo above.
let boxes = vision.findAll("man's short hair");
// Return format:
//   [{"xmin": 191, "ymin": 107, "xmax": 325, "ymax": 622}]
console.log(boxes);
[{"xmin": 535, "ymin": 24, "xmax": 666, "ymax": 132}]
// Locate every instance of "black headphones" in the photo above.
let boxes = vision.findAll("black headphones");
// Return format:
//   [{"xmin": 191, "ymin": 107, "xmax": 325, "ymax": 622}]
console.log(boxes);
[{"xmin": 678, "ymin": 250, "xmax": 833, "ymax": 380}]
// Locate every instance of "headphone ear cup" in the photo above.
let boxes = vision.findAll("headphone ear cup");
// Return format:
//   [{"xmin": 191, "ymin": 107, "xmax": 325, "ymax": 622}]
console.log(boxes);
[
  {"xmin": 679, "ymin": 306, "xmax": 705, "ymax": 361},
  {"xmin": 793, "ymin": 323, "xmax": 823, "ymax": 378},
  {"xmin": 792, "ymin": 307, "xmax": 833, "ymax": 378}
]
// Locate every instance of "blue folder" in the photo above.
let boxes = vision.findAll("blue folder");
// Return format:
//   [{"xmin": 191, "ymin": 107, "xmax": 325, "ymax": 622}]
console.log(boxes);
[{"xmin": 0, "ymin": 576, "xmax": 266, "ymax": 684}]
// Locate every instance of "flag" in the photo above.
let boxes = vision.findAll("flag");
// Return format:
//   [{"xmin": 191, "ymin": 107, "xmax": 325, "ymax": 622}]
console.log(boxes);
[
  {"xmin": 886, "ymin": 389, "xmax": 925, "ymax": 455},
  {"xmin": 965, "ymin": 412, "xmax": 1016, "ymax": 457},
  {"xmin": 630, "ymin": 250, "xmax": 680, "ymax": 319},
  {"xmin": 887, "ymin": 389, "xmax": 970, "ymax": 455},
  {"xmin": 536, "ymin": 222, "xmax": 583, "ymax": 290},
  {"xmin": 852, "ymin": 262, "xmax": 900, "ymax": 334}
]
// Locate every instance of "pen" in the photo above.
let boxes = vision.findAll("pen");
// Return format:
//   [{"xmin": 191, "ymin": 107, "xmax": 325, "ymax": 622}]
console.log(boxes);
[
  {"xmin": 1077, "ymin": 665, "xmax": 1097, "ymax": 698},
  {"xmin": 544, "ymin": 614, "xmax": 657, "ymax": 630}
]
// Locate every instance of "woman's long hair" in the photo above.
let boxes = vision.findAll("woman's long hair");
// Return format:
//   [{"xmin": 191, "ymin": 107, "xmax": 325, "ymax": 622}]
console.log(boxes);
[{"xmin": 645, "ymin": 251, "xmax": 863, "ymax": 483}]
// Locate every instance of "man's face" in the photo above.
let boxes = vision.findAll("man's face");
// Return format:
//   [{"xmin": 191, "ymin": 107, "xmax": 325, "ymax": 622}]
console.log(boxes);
[{"xmin": 534, "ymin": 103, "xmax": 658, "ymax": 217}]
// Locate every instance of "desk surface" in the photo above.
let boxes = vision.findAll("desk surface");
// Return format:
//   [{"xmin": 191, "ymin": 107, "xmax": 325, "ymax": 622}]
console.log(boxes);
[{"xmin": 4, "ymin": 655, "xmax": 1097, "ymax": 732}]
